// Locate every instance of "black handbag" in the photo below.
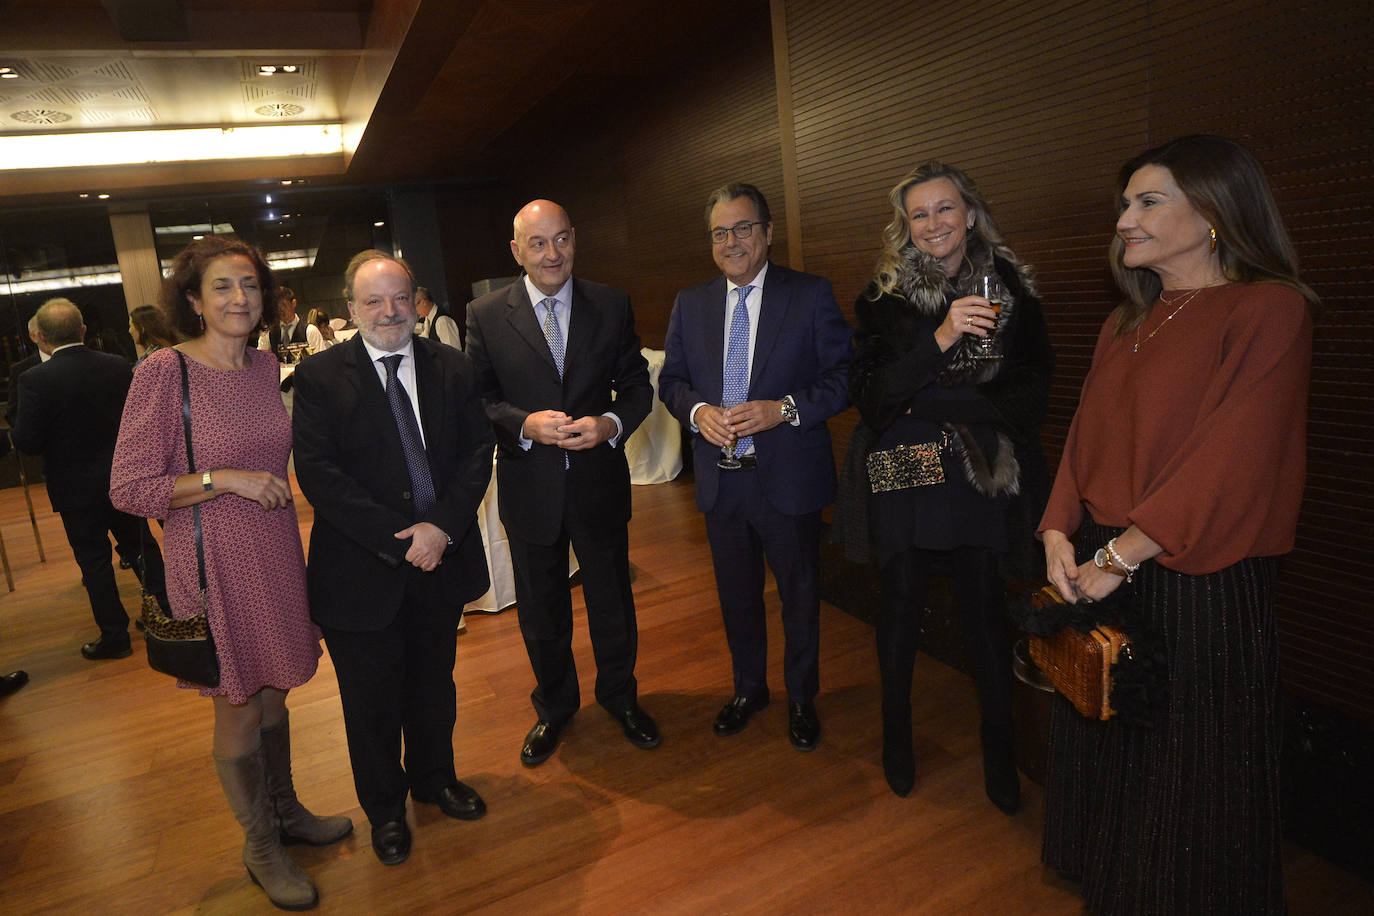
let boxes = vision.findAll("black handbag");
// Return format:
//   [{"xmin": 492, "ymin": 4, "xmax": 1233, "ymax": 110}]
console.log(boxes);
[{"xmin": 140, "ymin": 351, "xmax": 220, "ymax": 687}]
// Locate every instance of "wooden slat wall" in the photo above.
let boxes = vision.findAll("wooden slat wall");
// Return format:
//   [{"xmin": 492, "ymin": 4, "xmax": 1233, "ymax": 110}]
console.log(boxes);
[
  {"xmin": 779, "ymin": 0, "xmax": 1374, "ymax": 723},
  {"xmin": 482, "ymin": 0, "xmax": 784, "ymax": 348},
  {"xmin": 447, "ymin": 0, "xmax": 1371, "ymax": 723}
]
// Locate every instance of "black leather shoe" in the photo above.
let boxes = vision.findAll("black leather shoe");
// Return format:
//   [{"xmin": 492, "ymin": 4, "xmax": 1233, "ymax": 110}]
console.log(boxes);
[
  {"xmin": 520, "ymin": 720, "xmax": 562, "ymax": 768},
  {"xmin": 81, "ymin": 635, "xmax": 132, "ymax": 660},
  {"xmin": 713, "ymin": 689, "xmax": 769, "ymax": 737},
  {"xmin": 414, "ymin": 781, "xmax": 487, "ymax": 821},
  {"xmin": 788, "ymin": 701, "xmax": 821, "ymax": 751},
  {"xmin": 0, "ymin": 671, "xmax": 28, "ymax": 698},
  {"xmin": 371, "ymin": 819, "xmax": 411, "ymax": 865},
  {"xmin": 616, "ymin": 705, "xmax": 661, "ymax": 749}
]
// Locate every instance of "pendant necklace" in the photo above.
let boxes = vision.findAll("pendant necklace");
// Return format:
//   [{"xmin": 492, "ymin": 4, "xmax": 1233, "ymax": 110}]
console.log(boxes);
[{"xmin": 1134, "ymin": 287, "xmax": 1203, "ymax": 353}]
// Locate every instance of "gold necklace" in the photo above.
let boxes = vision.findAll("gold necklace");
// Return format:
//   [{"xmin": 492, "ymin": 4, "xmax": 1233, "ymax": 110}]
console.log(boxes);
[{"xmin": 1133, "ymin": 287, "xmax": 1203, "ymax": 353}]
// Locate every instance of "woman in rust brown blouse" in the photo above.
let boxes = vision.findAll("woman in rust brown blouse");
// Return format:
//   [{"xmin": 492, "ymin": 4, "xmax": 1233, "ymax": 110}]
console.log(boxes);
[{"xmin": 1037, "ymin": 135, "xmax": 1317, "ymax": 914}]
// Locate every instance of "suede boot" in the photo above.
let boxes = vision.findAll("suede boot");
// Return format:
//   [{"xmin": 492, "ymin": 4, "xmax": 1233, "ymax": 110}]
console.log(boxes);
[
  {"xmin": 214, "ymin": 748, "xmax": 319, "ymax": 911},
  {"xmin": 260, "ymin": 712, "xmax": 354, "ymax": 846}
]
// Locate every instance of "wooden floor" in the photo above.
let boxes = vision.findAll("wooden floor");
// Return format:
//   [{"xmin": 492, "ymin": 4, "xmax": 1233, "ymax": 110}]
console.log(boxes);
[{"xmin": 0, "ymin": 475, "xmax": 1369, "ymax": 915}]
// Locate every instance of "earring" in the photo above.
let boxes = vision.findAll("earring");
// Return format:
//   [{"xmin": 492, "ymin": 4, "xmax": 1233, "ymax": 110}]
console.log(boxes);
[
  {"xmin": 1209, "ymin": 227, "xmax": 1217, "ymax": 253},
  {"xmin": 199, "ymin": 314, "xmax": 205, "ymax": 331}
]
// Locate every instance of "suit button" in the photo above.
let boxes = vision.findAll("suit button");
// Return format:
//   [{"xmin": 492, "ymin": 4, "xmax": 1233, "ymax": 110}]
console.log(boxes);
[{"xmin": 402, "ymin": 490, "xmax": 412, "ymax": 500}]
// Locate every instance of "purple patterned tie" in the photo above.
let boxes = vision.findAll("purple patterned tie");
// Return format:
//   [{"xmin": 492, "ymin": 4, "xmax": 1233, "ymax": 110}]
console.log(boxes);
[{"xmin": 381, "ymin": 354, "xmax": 435, "ymax": 520}]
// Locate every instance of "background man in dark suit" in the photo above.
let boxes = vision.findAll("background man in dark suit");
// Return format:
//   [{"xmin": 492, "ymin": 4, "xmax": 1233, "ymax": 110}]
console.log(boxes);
[
  {"xmin": 262, "ymin": 286, "xmax": 309, "ymax": 358},
  {"xmin": 10, "ymin": 297, "xmax": 168, "ymax": 660},
  {"xmin": 5, "ymin": 315, "xmax": 43, "ymax": 430},
  {"xmin": 659, "ymin": 183, "xmax": 851, "ymax": 751},
  {"xmin": 292, "ymin": 251, "xmax": 494, "ymax": 866},
  {"xmin": 465, "ymin": 199, "xmax": 659, "ymax": 768}
]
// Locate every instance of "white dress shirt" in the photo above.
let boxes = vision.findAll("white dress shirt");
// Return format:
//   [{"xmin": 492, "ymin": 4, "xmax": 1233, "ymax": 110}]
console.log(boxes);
[{"xmin": 359, "ymin": 336, "xmax": 426, "ymax": 448}]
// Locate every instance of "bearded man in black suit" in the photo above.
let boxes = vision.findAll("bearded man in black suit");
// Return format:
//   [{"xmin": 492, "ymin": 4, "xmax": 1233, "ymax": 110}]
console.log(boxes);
[{"xmin": 293, "ymin": 251, "xmax": 494, "ymax": 866}]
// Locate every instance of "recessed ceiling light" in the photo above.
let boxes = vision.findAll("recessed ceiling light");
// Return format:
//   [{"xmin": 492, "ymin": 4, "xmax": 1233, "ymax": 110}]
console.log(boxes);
[
  {"xmin": 280, "ymin": 179, "xmax": 293, "ymax": 185},
  {"xmin": 193, "ymin": 235, "xmax": 204, "ymax": 240},
  {"xmin": 265, "ymin": 194, "xmax": 273, "ymax": 204},
  {"xmin": 373, "ymin": 221, "xmax": 385, "ymax": 228},
  {"xmin": 78, "ymin": 192, "xmax": 89, "ymax": 198},
  {"xmin": 97, "ymin": 193, "xmax": 110, "ymax": 199}
]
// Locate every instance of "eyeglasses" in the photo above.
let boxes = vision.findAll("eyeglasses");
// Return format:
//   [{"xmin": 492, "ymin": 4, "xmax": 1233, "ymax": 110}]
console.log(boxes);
[{"xmin": 710, "ymin": 221, "xmax": 764, "ymax": 244}]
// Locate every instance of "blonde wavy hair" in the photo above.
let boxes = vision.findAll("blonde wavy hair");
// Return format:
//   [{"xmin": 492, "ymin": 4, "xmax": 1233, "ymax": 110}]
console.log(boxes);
[{"xmin": 871, "ymin": 160, "xmax": 1032, "ymax": 298}]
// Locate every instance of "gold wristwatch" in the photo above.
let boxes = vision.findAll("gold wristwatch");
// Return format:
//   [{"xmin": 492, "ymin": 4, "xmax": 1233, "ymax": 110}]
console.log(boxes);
[{"xmin": 201, "ymin": 470, "xmax": 214, "ymax": 492}]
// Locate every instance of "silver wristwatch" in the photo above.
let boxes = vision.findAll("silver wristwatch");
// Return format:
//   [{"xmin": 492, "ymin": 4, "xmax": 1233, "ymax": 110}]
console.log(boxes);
[{"xmin": 779, "ymin": 395, "xmax": 798, "ymax": 424}]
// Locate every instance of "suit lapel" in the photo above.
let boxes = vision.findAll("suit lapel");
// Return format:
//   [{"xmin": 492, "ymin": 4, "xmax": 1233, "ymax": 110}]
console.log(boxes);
[
  {"xmin": 703, "ymin": 275, "xmax": 728, "ymax": 403},
  {"xmin": 750, "ymin": 263, "xmax": 788, "ymax": 390},
  {"xmin": 412, "ymin": 338, "xmax": 445, "ymax": 455},
  {"xmin": 564, "ymin": 278, "xmax": 599, "ymax": 387},
  {"xmin": 344, "ymin": 335, "xmax": 390, "ymax": 424},
  {"xmin": 504, "ymin": 279, "xmax": 561, "ymax": 379}
]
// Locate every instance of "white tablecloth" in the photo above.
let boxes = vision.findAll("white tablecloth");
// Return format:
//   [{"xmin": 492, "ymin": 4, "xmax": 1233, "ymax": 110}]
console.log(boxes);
[
  {"xmin": 624, "ymin": 348, "xmax": 682, "ymax": 485},
  {"xmin": 463, "ymin": 453, "xmax": 579, "ymax": 613}
]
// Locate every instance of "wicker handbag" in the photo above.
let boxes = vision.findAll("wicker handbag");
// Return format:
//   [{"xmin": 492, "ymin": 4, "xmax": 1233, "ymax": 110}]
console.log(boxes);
[
  {"xmin": 1027, "ymin": 585, "xmax": 1130, "ymax": 721},
  {"xmin": 141, "ymin": 351, "xmax": 220, "ymax": 688}
]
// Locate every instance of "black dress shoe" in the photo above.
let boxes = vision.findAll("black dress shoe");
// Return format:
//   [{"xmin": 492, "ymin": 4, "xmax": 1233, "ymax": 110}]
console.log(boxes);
[
  {"xmin": 713, "ymin": 688, "xmax": 770, "ymax": 737},
  {"xmin": 0, "ymin": 671, "xmax": 28, "ymax": 698},
  {"xmin": 788, "ymin": 701, "xmax": 821, "ymax": 751},
  {"xmin": 616, "ymin": 705, "xmax": 661, "ymax": 749},
  {"xmin": 80, "ymin": 635, "xmax": 132, "ymax": 660},
  {"xmin": 414, "ymin": 781, "xmax": 487, "ymax": 821},
  {"xmin": 371, "ymin": 819, "xmax": 411, "ymax": 865},
  {"xmin": 520, "ymin": 720, "xmax": 562, "ymax": 768}
]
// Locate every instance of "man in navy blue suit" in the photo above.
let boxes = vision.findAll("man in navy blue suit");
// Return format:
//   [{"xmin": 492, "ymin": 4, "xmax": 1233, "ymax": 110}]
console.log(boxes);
[{"xmin": 659, "ymin": 183, "xmax": 851, "ymax": 751}]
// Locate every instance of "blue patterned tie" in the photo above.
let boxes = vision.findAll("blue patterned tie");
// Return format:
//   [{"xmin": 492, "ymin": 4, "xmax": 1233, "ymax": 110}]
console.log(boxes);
[
  {"xmin": 381, "ymin": 354, "xmax": 436, "ymax": 520},
  {"xmin": 540, "ymin": 297, "xmax": 565, "ymax": 377},
  {"xmin": 722, "ymin": 285, "xmax": 755, "ymax": 454}
]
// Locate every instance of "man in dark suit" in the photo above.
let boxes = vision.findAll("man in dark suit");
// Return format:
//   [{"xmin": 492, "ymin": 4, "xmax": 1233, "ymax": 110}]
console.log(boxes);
[
  {"xmin": 262, "ymin": 286, "xmax": 309, "ymax": 358},
  {"xmin": 5, "ymin": 315, "xmax": 42, "ymax": 429},
  {"xmin": 659, "ymin": 183, "xmax": 851, "ymax": 751},
  {"xmin": 465, "ymin": 199, "xmax": 659, "ymax": 768},
  {"xmin": 10, "ymin": 297, "xmax": 169, "ymax": 660},
  {"xmin": 293, "ymin": 251, "xmax": 494, "ymax": 866}
]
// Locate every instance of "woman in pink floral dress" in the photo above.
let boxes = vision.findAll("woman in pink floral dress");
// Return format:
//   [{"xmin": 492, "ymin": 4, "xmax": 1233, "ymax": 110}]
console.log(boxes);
[{"xmin": 111, "ymin": 236, "xmax": 349, "ymax": 911}]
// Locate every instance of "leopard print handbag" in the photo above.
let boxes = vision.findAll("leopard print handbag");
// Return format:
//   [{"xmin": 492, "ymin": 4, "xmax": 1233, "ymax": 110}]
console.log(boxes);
[{"xmin": 139, "ymin": 351, "xmax": 221, "ymax": 688}]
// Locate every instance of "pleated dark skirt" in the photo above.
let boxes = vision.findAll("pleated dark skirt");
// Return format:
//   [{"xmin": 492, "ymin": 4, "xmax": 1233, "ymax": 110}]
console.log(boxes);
[{"xmin": 1042, "ymin": 517, "xmax": 1284, "ymax": 915}]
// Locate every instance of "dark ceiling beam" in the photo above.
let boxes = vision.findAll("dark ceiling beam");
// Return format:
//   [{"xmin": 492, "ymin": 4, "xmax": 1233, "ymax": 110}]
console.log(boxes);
[{"xmin": 100, "ymin": 0, "xmax": 190, "ymax": 42}]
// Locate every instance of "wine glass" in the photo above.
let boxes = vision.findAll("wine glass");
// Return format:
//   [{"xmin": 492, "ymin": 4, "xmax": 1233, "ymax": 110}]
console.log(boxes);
[
  {"xmin": 716, "ymin": 400, "xmax": 742, "ymax": 470},
  {"xmin": 973, "ymin": 273, "xmax": 1007, "ymax": 358}
]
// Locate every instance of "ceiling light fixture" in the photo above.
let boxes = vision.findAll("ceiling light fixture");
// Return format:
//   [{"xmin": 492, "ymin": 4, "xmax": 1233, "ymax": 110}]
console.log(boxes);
[{"xmin": 0, "ymin": 124, "xmax": 344, "ymax": 171}]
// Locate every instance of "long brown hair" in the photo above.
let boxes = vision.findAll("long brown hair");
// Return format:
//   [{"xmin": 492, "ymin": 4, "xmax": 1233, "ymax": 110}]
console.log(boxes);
[{"xmin": 1110, "ymin": 134, "xmax": 1319, "ymax": 335}]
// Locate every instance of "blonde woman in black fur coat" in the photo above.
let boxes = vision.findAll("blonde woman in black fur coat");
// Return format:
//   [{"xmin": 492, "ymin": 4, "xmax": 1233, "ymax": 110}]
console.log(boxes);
[{"xmin": 836, "ymin": 161, "xmax": 1054, "ymax": 808}]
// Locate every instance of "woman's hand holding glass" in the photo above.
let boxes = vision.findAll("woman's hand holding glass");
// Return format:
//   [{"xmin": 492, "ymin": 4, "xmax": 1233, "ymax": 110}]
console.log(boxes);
[{"xmin": 934, "ymin": 292, "xmax": 1002, "ymax": 352}]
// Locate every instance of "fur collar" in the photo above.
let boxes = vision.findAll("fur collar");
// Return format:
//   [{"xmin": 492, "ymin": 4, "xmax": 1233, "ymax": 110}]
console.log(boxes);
[{"xmin": 893, "ymin": 245, "xmax": 1010, "ymax": 386}]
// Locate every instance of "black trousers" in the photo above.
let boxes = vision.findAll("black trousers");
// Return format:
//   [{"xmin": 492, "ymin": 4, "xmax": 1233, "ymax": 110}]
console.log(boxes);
[
  {"xmin": 321, "ymin": 569, "xmax": 460, "ymax": 827},
  {"xmin": 507, "ymin": 506, "xmax": 639, "ymax": 725},
  {"xmin": 704, "ymin": 467, "xmax": 822, "ymax": 704},
  {"xmin": 58, "ymin": 499, "xmax": 167, "ymax": 639},
  {"xmin": 876, "ymin": 544, "xmax": 1013, "ymax": 730}
]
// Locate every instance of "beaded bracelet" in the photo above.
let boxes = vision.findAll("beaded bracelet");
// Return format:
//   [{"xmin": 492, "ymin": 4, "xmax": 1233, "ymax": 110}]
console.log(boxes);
[{"xmin": 1105, "ymin": 537, "xmax": 1140, "ymax": 582}]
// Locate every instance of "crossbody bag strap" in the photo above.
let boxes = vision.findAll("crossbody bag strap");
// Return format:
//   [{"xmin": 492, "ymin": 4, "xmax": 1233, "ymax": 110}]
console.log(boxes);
[{"xmin": 175, "ymin": 350, "xmax": 209, "ymax": 596}]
